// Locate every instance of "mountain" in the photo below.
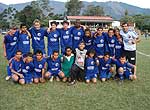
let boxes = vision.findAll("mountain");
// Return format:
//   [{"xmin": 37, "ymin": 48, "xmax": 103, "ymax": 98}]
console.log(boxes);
[{"xmin": 0, "ymin": 1, "xmax": 150, "ymax": 19}]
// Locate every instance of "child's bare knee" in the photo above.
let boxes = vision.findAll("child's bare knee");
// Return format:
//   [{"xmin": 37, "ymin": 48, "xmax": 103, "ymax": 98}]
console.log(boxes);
[
  {"xmin": 34, "ymin": 79, "xmax": 39, "ymax": 84},
  {"xmin": 118, "ymin": 67, "xmax": 124, "ymax": 73},
  {"xmin": 12, "ymin": 74, "xmax": 19, "ymax": 81},
  {"xmin": 101, "ymin": 78, "xmax": 106, "ymax": 82},
  {"xmin": 86, "ymin": 80, "xmax": 90, "ymax": 83},
  {"xmin": 19, "ymin": 79, "xmax": 25, "ymax": 85},
  {"xmin": 92, "ymin": 78, "xmax": 97, "ymax": 83},
  {"xmin": 110, "ymin": 67, "xmax": 115, "ymax": 73},
  {"xmin": 45, "ymin": 72, "xmax": 50, "ymax": 79}
]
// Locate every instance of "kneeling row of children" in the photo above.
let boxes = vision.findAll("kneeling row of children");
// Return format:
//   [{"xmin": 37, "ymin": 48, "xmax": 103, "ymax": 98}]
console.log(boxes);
[{"xmin": 9, "ymin": 42, "xmax": 136, "ymax": 85}]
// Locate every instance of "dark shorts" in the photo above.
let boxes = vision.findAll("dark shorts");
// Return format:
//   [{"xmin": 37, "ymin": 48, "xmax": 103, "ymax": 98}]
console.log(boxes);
[{"xmin": 123, "ymin": 50, "xmax": 136, "ymax": 65}]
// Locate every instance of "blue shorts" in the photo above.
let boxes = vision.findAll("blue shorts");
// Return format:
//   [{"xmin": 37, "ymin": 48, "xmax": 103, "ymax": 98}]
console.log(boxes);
[
  {"xmin": 33, "ymin": 72, "xmax": 42, "ymax": 78},
  {"xmin": 48, "ymin": 70, "xmax": 61, "ymax": 77},
  {"xmin": 85, "ymin": 74, "xmax": 97, "ymax": 80},
  {"xmin": 100, "ymin": 70, "xmax": 109, "ymax": 79},
  {"xmin": 23, "ymin": 74, "xmax": 33, "ymax": 83},
  {"xmin": 124, "ymin": 71, "xmax": 133, "ymax": 79}
]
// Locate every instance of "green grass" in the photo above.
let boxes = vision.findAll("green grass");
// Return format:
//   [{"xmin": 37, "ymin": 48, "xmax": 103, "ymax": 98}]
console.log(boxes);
[{"xmin": 0, "ymin": 35, "xmax": 150, "ymax": 110}]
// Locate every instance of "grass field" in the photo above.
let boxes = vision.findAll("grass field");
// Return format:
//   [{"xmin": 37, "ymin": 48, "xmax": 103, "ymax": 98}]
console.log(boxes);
[{"xmin": 0, "ymin": 35, "xmax": 150, "ymax": 110}]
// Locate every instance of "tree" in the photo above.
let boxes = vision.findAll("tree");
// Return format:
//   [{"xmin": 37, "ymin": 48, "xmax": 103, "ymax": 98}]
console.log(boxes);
[
  {"xmin": 15, "ymin": 5, "xmax": 42, "ymax": 28},
  {"xmin": 83, "ymin": 5, "xmax": 104, "ymax": 16},
  {"xmin": 65, "ymin": 0, "xmax": 83, "ymax": 16}
]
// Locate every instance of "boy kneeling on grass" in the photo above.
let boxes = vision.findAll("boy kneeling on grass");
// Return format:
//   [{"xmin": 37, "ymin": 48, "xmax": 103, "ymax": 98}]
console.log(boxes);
[
  {"xmin": 11, "ymin": 51, "xmax": 34, "ymax": 85},
  {"xmin": 33, "ymin": 50, "xmax": 46, "ymax": 84},
  {"xmin": 68, "ymin": 41, "xmax": 87, "ymax": 86},
  {"xmin": 45, "ymin": 50, "xmax": 65, "ymax": 82},
  {"xmin": 113, "ymin": 55, "xmax": 136, "ymax": 84}
]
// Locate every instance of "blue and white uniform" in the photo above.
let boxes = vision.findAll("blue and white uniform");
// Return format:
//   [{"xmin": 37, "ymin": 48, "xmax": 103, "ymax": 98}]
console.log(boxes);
[{"xmin": 85, "ymin": 57, "xmax": 98, "ymax": 80}]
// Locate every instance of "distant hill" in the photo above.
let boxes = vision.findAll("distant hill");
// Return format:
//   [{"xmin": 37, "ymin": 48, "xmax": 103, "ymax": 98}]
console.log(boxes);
[{"xmin": 0, "ymin": 1, "xmax": 150, "ymax": 19}]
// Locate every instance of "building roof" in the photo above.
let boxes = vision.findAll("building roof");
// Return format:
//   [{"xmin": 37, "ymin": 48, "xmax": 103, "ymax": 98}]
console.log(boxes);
[{"xmin": 67, "ymin": 16, "xmax": 113, "ymax": 23}]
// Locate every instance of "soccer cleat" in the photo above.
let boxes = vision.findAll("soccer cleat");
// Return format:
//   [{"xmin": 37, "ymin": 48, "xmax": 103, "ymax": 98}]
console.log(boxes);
[
  {"xmin": 5, "ymin": 76, "xmax": 11, "ymax": 81},
  {"xmin": 68, "ymin": 80, "xmax": 76, "ymax": 86},
  {"xmin": 56, "ymin": 76, "xmax": 60, "ymax": 82},
  {"xmin": 49, "ymin": 76, "xmax": 54, "ymax": 82}
]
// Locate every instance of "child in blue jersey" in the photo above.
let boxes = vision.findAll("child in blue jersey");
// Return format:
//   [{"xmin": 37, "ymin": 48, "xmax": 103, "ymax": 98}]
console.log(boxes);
[
  {"xmin": 29, "ymin": 19, "xmax": 47, "ymax": 55},
  {"xmin": 83, "ymin": 28, "xmax": 94, "ymax": 51},
  {"xmin": 105, "ymin": 28, "xmax": 117, "ymax": 58},
  {"xmin": 60, "ymin": 20, "xmax": 73, "ymax": 54},
  {"xmin": 94, "ymin": 27, "xmax": 105, "ymax": 58},
  {"xmin": 21, "ymin": 52, "xmax": 34, "ymax": 84},
  {"xmin": 71, "ymin": 20, "xmax": 84, "ymax": 49},
  {"xmin": 18, "ymin": 23, "xmax": 31, "ymax": 55},
  {"xmin": 47, "ymin": 21, "xmax": 60, "ymax": 56},
  {"xmin": 85, "ymin": 50, "xmax": 98, "ymax": 84},
  {"xmin": 113, "ymin": 55, "xmax": 136, "ymax": 83},
  {"xmin": 33, "ymin": 50, "xmax": 46, "ymax": 84},
  {"xmin": 114, "ymin": 28, "xmax": 123, "ymax": 59},
  {"xmin": 98, "ymin": 52, "xmax": 114, "ymax": 82},
  {"xmin": 45, "ymin": 50, "xmax": 65, "ymax": 81},
  {"xmin": 3, "ymin": 26, "xmax": 18, "ymax": 80},
  {"xmin": 10, "ymin": 50, "xmax": 23, "ymax": 84}
]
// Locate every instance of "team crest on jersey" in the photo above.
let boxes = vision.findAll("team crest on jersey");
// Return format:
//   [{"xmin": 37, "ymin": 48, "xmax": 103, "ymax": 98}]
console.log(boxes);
[
  {"xmin": 54, "ymin": 34, "xmax": 58, "ymax": 38},
  {"xmin": 26, "ymin": 36, "xmax": 29, "ymax": 40},
  {"xmin": 106, "ymin": 64, "xmax": 109, "ymax": 67},
  {"xmin": 111, "ymin": 39, "xmax": 115, "ymax": 43},
  {"xmin": 55, "ymin": 63, "xmax": 59, "ymax": 67},
  {"xmin": 91, "ymin": 61, "xmax": 94, "ymax": 65},
  {"xmin": 66, "ymin": 31, "xmax": 69, "ymax": 34},
  {"xmin": 13, "ymin": 37, "xmax": 17, "ymax": 41},
  {"xmin": 37, "ymin": 33, "xmax": 41, "ymax": 37},
  {"xmin": 26, "ymin": 66, "xmax": 30, "ymax": 70},
  {"xmin": 77, "ymin": 32, "xmax": 81, "ymax": 36},
  {"xmin": 39, "ymin": 64, "xmax": 43, "ymax": 68},
  {"xmin": 100, "ymin": 39, "xmax": 104, "ymax": 43}
]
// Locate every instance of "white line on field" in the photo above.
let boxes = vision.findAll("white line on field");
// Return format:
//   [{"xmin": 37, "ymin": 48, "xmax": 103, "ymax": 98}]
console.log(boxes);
[{"xmin": 137, "ymin": 51, "xmax": 150, "ymax": 57}]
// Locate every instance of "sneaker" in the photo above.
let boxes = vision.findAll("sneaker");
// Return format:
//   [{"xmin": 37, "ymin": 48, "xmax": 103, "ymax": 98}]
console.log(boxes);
[
  {"xmin": 56, "ymin": 76, "xmax": 60, "ymax": 82},
  {"xmin": 5, "ymin": 76, "xmax": 11, "ymax": 81},
  {"xmin": 68, "ymin": 80, "xmax": 76, "ymax": 86},
  {"xmin": 49, "ymin": 76, "xmax": 54, "ymax": 82}
]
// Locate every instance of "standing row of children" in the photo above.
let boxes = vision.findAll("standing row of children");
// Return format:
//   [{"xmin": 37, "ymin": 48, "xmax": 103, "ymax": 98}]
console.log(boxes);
[{"xmin": 3, "ymin": 19, "xmax": 137, "ymax": 85}]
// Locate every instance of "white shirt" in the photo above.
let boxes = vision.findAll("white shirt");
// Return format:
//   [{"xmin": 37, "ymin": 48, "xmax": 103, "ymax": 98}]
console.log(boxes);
[{"xmin": 120, "ymin": 29, "xmax": 138, "ymax": 51}]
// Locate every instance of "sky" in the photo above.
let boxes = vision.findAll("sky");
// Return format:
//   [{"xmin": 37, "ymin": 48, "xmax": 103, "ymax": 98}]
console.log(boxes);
[{"xmin": 0, "ymin": 0, "xmax": 149, "ymax": 9}]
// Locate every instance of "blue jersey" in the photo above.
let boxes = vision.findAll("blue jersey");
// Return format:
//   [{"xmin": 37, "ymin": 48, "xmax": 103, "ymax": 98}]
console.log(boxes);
[
  {"xmin": 83, "ymin": 36, "xmax": 93, "ymax": 50},
  {"xmin": 71, "ymin": 26, "xmax": 84, "ymax": 49},
  {"xmin": 99, "ymin": 58, "xmax": 112, "ymax": 72},
  {"xmin": 85, "ymin": 57, "xmax": 97, "ymax": 75},
  {"xmin": 47, "ymin": 57, "xmax": 61, "ymax": 73},
  {"xmin": 18, "ymin": 33, "xmax": 30, "ymax": 54},
  {"xmin": 60, "ymin": 28, "xmax": 73, "ymax": 53},
  {"xmin": 113, "ymin": 60, "xmax": 134, "ymax": 72},
  {"xmin": 4, "ymin": 32, "xmax": 18, "ymax": 60},
  {"xmin": 105, "ymin": 34, "xmax": 117, "ymax": 57},
  {"xmin": 21, "ymin": 61, "xmax": 34, "ymax": 80},
  {"xmin": 29, "ymin": 27, "xmax": 46, "ymax": 53},
  {"xmin": 33, "ymin": 57, "xmax": 46, "ymax": 74},
  {"xmin": 11, "ymin": 58, "xmax": 22, "ymax": 73},
  {"xmin": 47, "ymin": 29, "xmax": 60, "ymax": 56},
  {"xmin": 94, "ymin": 35, "xmax": 105, "ymax": 56},
  {"xmin": 115, "ymin": 38, "xmax": 123, "ymax": 59}
]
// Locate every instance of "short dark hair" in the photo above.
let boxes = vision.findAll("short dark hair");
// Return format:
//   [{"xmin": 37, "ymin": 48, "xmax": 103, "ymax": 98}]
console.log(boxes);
[
  {"xmin": 122, "ymin": 22, "xmax": 128, "ymax": 26},
  {"xmin": 87, "ymin": 49, "xmax": 96, "ymax": 56},
  {"xmin": 50, "ymin": 21, "xmax": 58, "ymax": 26},
  {"xmin": 104, "ymin": 52, "xmax": 110, "ymax": 56},
  {"xmin": 97, "ymin": 26, "xmax": 103, "ymax": 31},
  {"xmin": 16, "ymin": 50, "xmax": 22, "ymax": 54},
  {"xmin": 108, "ymin": 28, "xmax": 114, "ymax": 32},
  {"xmin": 53, "ymin": 50, "xmax": 59, "ymax": 54},
  {"xmin": 62, "ymin": 20, "xmax": 69, "ymax": 25},
  {"xmin": 35, "ymin": 50, "xmax": 43, "ymax": 55},
  {"xmin": 20, "ymin": 23, "xmax": 27, "ymax": 28},
  {"xmin": 65, "ymin": 46, "xmax": 72, "ymax": 51},
  {"xmin": 120, "ymin": 54, "xmax": 126, "ymax": 59},
  {"xmin": 26, "ymin": 52, "xmax": 33, "ymax": 58}
]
